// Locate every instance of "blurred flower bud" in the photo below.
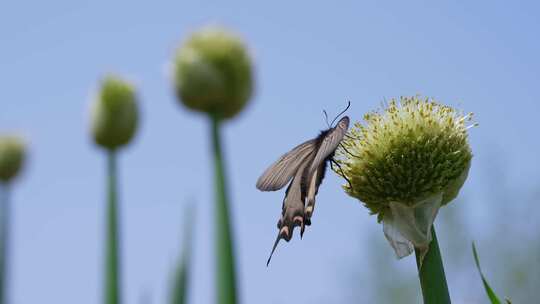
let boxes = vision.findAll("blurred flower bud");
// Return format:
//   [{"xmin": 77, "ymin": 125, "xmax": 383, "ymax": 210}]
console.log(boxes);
[
  {"xmin": 335, "ymin": 96, "xmax": 475, "ymax": 259},
  {"xmin": 0, "ymin": 135, "xmax": 26, "ymax": 183},
  {"xmin": 91, "ymin": 76, "xmax": 139, "ymax": 150},
  {"xmin": 173, "ymin": 27, "xmax": 254, "ymax": 120}
]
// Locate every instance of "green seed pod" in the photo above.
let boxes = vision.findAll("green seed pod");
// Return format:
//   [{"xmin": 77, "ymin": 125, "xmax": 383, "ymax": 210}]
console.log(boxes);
[
  {"xmin": 0, "ymin": 135, "xmax": 26, "ymax": 183},
  {"xmin": 91, "ymin": 76, "xmax": 139, "ymax": 150},
  {"xmin": 173, "ymin": 27, "xmax": 254, "ymax": 120},
  {"xmin": 335, "ymin": 96, "xmax": 475, "ymax": 258}
]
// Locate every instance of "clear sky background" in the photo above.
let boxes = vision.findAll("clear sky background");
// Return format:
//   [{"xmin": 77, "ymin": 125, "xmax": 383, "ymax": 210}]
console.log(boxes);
[{"xmin": 1, "ymin": 1, "xmax": 539, "ymax": 303}]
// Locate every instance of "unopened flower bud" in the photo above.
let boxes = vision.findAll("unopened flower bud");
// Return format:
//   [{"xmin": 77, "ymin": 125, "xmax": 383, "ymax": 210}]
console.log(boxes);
[
  {"xmin": 0, "ymin": 135, "xmax": 26, "ymax": 183},
  {"xmin": 173, "ymin": 27, "xmax": 254, "ymax": 120},
  {"xmin": 91, "ymin": 76, "xmax": 139, "ymax": 150}
]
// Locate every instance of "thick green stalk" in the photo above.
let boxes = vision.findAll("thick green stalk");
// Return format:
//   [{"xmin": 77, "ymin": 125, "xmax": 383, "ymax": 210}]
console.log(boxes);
[
  {"xmin": 415, "ymin": 226, "xmax": 451, "ymax": 304},
  {"xmin": 210, "ymin": 116, "xmax": 237, "ymax": 304},
  {"xmin": 105, "ymin": 150, "xmax": 121, "ymax": 304},
  {"xmin": 0, "ymin": 184, "xmax": 9, "ymax": 304}
]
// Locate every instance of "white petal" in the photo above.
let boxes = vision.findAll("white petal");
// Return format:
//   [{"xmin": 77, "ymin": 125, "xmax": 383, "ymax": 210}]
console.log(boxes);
[
  {"xmin": 382, "ymin": 192, "xmax": 443, "ymax": 259},
  {"xmin": 382, "ymin": 213, "xmax": 414, "ymax": 258}
]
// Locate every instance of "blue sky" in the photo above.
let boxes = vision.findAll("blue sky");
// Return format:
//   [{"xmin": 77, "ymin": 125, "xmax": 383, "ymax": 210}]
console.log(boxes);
[{"xmin": 1, "ymin": 1, "xmax": 539, "ymax": 303}]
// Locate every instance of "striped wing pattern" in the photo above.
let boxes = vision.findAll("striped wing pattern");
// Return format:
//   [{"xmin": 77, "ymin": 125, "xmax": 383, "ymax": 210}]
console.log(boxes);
[
  {"xmin": 256, "ymin": 139, "xmax": 316, "ymax": 191},
  {"xmin": 259, "ymin": 116, "xmax": 350, "ymax": 265}
]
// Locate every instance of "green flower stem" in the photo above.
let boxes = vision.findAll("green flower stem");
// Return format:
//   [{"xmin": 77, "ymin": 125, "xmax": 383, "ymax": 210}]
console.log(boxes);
[
  {"xmin": 210, "ymin": 115, "xmax": 237, "ymax": 304},
  {"xmin": 415, "ymin": 226, "xmax": 451, "ymax": 304},
  {"xmin": 105, "ymin": 150, "xmax": 121, "ymax": 304},
  {"xmin": 0, "ymin": 183, "xmax": 10, "ymax": 304}
]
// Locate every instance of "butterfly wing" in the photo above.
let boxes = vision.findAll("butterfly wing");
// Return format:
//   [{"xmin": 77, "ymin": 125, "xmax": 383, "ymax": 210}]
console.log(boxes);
[
  {"xmin": 308, "ymin": 116, "xmax": 349, "ymax": 175},
  {"xmin": 304, "ymin": 160, "xmax": 328, "ymax": 227},
  {"xmin": 267, "ymin": 157, "xmax": 313, "ymax": 265},
  {"xmin": 256, "ymin": 139, "xmax": 317, "ymax": 191},
  {"xmin": 263, "ymin": 116, "xmax": 349, "ymax": 266}
]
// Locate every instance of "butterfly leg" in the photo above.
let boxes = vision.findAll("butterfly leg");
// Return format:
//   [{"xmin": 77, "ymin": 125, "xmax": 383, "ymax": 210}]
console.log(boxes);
[
  {"xmin": 339, "ymin": 143, "xmax": 361, "ymax": 158},
  {"xmin": 344, "ymin": 134, "xmax": 361, "ymax": 141},
  {"xmin": 331, "ymin": 159, "xmax": 354, "ymax": 192}
]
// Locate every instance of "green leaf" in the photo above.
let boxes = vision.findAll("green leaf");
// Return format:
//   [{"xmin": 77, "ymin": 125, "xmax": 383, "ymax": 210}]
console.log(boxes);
[
  {"xmin": 170, "ymin": 205, "xmax": 195, "ymax": 304},
  {"xmin": 472, "ymin": 242, "xmax": 510, "ymax": 304}
]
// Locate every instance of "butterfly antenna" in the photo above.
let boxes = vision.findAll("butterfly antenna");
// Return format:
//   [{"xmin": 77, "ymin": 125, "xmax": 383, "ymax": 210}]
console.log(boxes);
[
  {"xmin": 330, "ymin": 100, "xmax": 351, "ymax": 127},
  {"xmin": 266, "ymin": 232, "xmax": 282, "ymax": 266},
  {"xmin": 323, "ymin": 110, "xmax": 331, "ymax": 128}
]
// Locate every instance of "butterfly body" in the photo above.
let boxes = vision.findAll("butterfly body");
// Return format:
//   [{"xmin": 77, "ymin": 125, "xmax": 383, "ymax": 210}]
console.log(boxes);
[{"xmin": 256, "ymin": 116, "xmax": 350, "ymax": 265}]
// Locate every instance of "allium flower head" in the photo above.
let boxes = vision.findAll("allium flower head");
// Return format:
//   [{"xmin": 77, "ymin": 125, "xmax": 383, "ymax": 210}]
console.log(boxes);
[
  {"xmin": 173, "ymin": 27, "xmax": 254, "ymax": 120},
  {"xmin": 335, "ymin": 96, "xmax": 475, "ymax": 259},
  {"xmin": 0, "ymin": 135, "xmax": 26, "ymax": 183},
  {"xmin": 91, "ymin": 75, "xmax": 139, "ymax": 150}
]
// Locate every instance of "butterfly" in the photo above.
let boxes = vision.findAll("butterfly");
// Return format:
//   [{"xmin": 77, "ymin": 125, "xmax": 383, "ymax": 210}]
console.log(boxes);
[{"xmin": 256, "ymin": 105, "xmax": 352, "ymax": 265}]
